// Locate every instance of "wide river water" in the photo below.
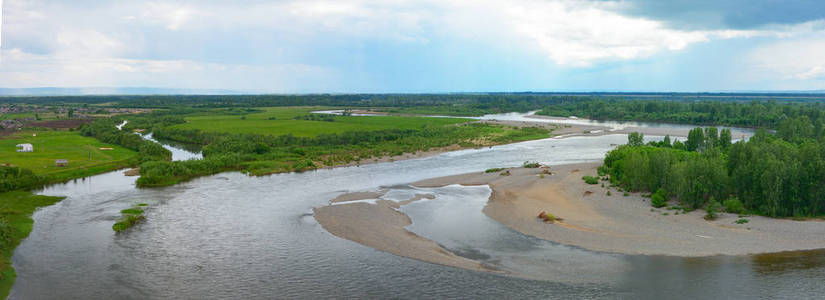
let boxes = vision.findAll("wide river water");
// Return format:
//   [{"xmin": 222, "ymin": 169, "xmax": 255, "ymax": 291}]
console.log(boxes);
[{"xmin": 9, "ymin": 114, "xmax": 825, "ymax": 299}]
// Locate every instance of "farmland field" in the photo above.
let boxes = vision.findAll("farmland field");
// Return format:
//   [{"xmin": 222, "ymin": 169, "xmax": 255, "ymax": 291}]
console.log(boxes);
[
  {"xmin": 168, "ymin": 107, "xmax": 474, "ymax": 137},
  {"xmin": 0, "ymin": 131, "xmax": 136, "ymax": 178}
]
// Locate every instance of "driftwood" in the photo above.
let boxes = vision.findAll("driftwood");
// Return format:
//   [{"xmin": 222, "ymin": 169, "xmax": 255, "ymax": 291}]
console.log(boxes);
[{"xmin": 538, "ymin": 211, "xmax": 564, "ymax": 223}]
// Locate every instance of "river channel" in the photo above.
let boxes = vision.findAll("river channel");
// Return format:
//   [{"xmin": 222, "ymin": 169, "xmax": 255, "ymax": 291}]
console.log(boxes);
[{"xmin": 9, "ymin": 114, "xmax": 823, "ymax": 299}]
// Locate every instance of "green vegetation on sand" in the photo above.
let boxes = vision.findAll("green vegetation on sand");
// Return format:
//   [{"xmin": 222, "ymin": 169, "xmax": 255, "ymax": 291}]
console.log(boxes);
[{"xmin": 113, "ymin": 205, "xmax": 146, "ymax": 232}]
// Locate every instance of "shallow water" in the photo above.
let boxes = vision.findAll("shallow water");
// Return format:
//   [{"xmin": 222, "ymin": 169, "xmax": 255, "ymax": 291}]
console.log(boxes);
[{"xmin": 10, "ymin": 116, "xmax": 824, "ymax": 299}]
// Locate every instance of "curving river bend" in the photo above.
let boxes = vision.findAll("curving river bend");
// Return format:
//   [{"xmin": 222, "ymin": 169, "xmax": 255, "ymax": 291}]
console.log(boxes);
[{"xmin": 9, "ymin": 114, "xmax": 825, "ymax": 299}]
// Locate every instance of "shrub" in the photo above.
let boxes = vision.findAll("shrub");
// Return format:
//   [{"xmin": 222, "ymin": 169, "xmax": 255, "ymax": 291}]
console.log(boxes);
[
  {"xmin": 120, "ymin": 208, "xmax": 144, "ymax": 215},
  {"xmin": 597, "ymin": 165, "xmax": 608, "ymax": 176},
  {"xmin": 582, "ymin": 176, "xmax": 599, "ymax": 184},
  {"xmin": 485, "ymin": 168, "xmax": 505, "ymax": 173},
  {"xmin": 705, "ymin": 199, "xmax": 722, "ymax": 220},
  {"xmin": 538, "ymin": 211, "xmax": 558, "ymax": 223},
  {"xmin": 0, "ymin": 218, "xmax": 12, "ymax": 250},
  {"xmin": 522, "ymin": 161, "xmax": 541, "ymax": 168},
  {"xmin": 735, "ymin": 218, "xmax": 749, "ymax": 224},
  {"xmin": 112, "ymin": 214, "xmax": 145, "ymax": 232},
  {"xmin": 724, "ymin": 197, "xmax": 745, "ymax": 214},
  {"xmin": 607, "ymin": 191, "xmax": 612, "ymax": 196},
  {"xmin": 650, "ymin": 188, "xmax": 667, "ymax": 208}
]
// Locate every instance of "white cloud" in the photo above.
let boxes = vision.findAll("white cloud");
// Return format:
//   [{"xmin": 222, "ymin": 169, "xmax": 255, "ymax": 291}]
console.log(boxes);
[
  {"xmin": 748, "ymin": 38, "xmax": 825, "ymax": 81},
  {"xmin": 140, "ymin": 2, "xmax": 195, "ymax": 31},
  {"xmin": 0, "ymin": 47, "xmax": 334, "ymax": 91},
  {"xmin": 113, "ymin": 0, "xmax": 773, "ymax": 66},
  {"xmin": 1, "ymin": 0, "xmax": 824, "ymax": 90}
]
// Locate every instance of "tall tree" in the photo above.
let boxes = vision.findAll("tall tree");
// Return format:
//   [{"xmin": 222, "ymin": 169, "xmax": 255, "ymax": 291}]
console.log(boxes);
[
  {"xmin": 719, "ymin": 128, "xmax": 732, "ymax": 150},
  {"xmin": 686, "ymin": 128, "xmax": 705, "ymax": 152},
  {"xmin": 628, "ymin": 132, "xmax": 644, "ymax": 146}
]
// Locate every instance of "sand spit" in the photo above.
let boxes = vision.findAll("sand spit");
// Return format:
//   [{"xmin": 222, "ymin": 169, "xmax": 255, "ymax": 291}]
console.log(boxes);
[
  {"xmin": 314, "ymin": 196, "xmax": 500, "ymax": 273},
  {"xmin": 315, "ymin": 162, "xmax": 825, "ymax": 276},
  {"xmin": 525, "ymin": 115, "xmax": 755, "ymax": 138},
  {"xmin": 330, "ymin": 191, "xmax": 385, "ymax": 203},
  {"xmin": 416, "ymin": 163, "xmax": 825, "ymax": 257}
]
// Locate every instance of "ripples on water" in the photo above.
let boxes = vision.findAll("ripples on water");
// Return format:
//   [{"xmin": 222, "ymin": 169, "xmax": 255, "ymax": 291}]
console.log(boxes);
[{"xmin": 9, "ymin": 115, "xmax": 825, "ymax": 299}]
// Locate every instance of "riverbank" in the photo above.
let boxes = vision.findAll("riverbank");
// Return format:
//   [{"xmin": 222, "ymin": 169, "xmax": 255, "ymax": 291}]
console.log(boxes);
[
  {"xmin": 417, "ymin": 163, "xmax": 825, "ymax": 256},
  {"xmin": 0, "ymin": 191, "xmax": 65, "ymax": 299},
  {"xmin": 315, "ymin": 162, "xmax": 825, "ymax": 276}
]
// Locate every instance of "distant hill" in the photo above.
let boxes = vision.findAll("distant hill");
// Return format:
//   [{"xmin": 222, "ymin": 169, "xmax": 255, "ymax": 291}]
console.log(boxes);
[{"xmin": 0, "ymin": 87, "xmax": 245, "ymax": 96}]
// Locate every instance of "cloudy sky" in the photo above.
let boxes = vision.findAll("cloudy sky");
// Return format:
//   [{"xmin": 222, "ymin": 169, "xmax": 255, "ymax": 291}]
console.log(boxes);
[{"xmin": 1, "ymin": 0, "xmax": 824, "ymax": 93}]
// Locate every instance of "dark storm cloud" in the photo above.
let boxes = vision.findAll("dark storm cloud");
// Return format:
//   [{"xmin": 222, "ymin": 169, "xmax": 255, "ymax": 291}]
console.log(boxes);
[{"xmin": 611, "ymin": 0, "xmax": 825, "ymax": 29}]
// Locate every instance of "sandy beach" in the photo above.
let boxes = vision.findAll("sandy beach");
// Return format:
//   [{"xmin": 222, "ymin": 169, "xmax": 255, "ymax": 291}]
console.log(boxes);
[
  {"xmin": 415, "ymin": 163, "xmax": 825, "ymax": 257},
  {"xmin": 315, "ymin": 162, "xmax": 825, "ymax": 275}
]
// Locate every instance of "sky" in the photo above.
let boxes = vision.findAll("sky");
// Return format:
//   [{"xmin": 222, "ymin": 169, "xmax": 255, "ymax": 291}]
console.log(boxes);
[{"xmin": 1, "ymin": 0, "xmax": 824, "ymax": 93}]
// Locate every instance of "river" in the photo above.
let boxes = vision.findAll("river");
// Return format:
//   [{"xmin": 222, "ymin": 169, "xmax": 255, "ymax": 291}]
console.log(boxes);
[{"xmin": 8, "ymin": 114, "xmax": 824, "ymax": 299}]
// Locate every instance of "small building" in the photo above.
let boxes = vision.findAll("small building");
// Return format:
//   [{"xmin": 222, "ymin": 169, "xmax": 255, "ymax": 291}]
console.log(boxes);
[
  {"xmin": 16, "ymin": 144, "xmax": 33, "ymax": 152},
  {"xmin": 55, "ymin": 159, "xmax": 69, "ymax": 167}
]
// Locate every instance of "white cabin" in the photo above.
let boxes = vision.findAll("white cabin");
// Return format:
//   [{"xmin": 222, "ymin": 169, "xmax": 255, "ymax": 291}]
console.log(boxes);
[{"xmin": 16, "ymin": 143, "xmax": 33, "ymax": 152}]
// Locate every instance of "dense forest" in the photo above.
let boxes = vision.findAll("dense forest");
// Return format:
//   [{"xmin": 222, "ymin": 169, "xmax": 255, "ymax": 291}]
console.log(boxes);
[
  {"xmin": 5, "ymin": 93, "xmax": 825, "ymax": 114},
  {"xmin": 604, "ymin": 115, "xmax": 825, "ymax": 217},
  {"xmin": 538, "ymin": 99, "xmax": 825, "ymax": 129}
]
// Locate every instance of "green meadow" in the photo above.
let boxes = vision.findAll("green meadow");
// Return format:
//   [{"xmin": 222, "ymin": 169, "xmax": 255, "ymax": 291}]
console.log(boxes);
[
  {"xmin": 0, "ymin": 131, "xmax": 136, "ymax": 180},
  {"xmin": 169, "ymin": 107, "xmax": 474, "ymax": 137}
]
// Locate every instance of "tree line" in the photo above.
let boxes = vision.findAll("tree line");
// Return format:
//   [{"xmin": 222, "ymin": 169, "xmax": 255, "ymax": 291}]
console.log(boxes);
[
  {"xmin": 136, "ymin": 121, "xmax": 548, "ymax": 187},
  {"xmin": 604, "ymin": 116, "xmax": 825, "ymax": 217},
  {"xmin": 539, "ymin": 99, "xmax": 825, "ymax": 129},
  {"xmin": 77, "ymin": 118, "xmax": 171, "ymax": 163}
]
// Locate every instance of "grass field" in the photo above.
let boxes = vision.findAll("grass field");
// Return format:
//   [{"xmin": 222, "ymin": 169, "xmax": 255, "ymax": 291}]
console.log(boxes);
[
  {"xmin": 0, "ymin": 112, "xmax": 64, "ymax": 121},
  {"xmin": 169, "ymin": 107, "xmax": 474, "ymax": 137},
  {"xmin": 0, "ymin": 131, "xmax": 136, "ymax": 179},
  {"xmin": 0, "ymin": 191, "xmax": 64, "ymax": 299},
  {"xmin": 0, "ymin": 113, "xmax": 36, "ymax": 121}
]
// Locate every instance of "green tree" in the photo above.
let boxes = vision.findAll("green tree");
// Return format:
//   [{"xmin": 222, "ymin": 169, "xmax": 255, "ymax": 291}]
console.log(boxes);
[
  {"xmin": 704, "ymin": 127, "xmax": 718, "ymax": 148},
  {"xmin": 628, "ymin": 132, "xmax": 644, "ymax": 147},
  {"xmin": 705, "ymin": 198, "xmax": 722, "ymax": 220},
  {"xmin": 686, "ymin": 128, "xmax": 705, "ymax": 152},
  {"xmin": 719, "ymin": 128, "xmax": 732, "ymax": 150},
  {"xmin": 662, "ymin": 135, "xmax": 672, "ymax": 148}
]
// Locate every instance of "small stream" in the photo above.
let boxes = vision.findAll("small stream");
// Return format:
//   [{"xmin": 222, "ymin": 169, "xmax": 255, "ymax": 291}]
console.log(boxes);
[{"xmin": 8, "ymin": 114, "xmax": 825, "ymax": 299}]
